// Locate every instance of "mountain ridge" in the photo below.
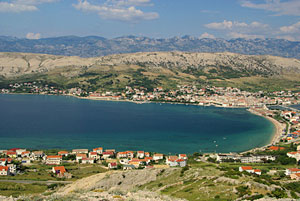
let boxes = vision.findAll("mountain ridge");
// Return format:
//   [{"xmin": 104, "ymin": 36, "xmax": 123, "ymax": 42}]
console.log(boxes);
[{"xmin": 0, "ymin": 35, "xmax": 300, "ymax": 59}]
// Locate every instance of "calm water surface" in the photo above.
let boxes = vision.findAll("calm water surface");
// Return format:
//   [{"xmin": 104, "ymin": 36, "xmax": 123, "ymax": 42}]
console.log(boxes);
[{"xmin": 0, "ymin": 94, "xmax": 274, "ymax": 153}]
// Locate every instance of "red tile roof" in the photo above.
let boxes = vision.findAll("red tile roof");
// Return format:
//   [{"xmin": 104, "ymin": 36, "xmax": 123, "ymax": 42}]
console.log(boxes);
[
  {"xmin": 53, "ymin": 166, "xmax": 66, "ymax": 174},
  {"xmin": 268, "ymin": 146, "xmax": 285, "ymax": 151},
  {"xmin": 47, "ymin": 155, "xmax": 62, "ymax": 159},
  {"xmin": 0, "ymin": 166, "xmax": 9, "ymax": 171},
  {"xmin": 241, "ymin": 166, "xmax": 253, "ymax": 170},
  {"xmin": 289, "ymin": 168, "xmax": 300, "ymax": 172}
]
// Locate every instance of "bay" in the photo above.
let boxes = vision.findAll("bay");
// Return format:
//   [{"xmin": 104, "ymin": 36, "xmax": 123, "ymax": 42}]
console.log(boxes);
[{"xmin": 0, "ymin": 94, "xmax": 274, "ymax": 154}]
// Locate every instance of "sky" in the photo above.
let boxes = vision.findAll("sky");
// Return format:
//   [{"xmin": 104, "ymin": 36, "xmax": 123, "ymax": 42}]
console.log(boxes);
[{"xmin": 0, "ymin": 0, "xmax": 300, "ymax": 41}]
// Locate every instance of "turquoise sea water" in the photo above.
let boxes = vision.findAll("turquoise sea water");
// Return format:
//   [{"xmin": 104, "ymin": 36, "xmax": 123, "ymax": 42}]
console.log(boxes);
[{"xmin": 0, "ymin": 94, "xmax": 275, "ymax": 154}]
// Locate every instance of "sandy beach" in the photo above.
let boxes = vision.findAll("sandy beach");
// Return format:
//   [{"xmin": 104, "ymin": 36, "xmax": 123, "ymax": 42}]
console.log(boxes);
[{"xmin": 246, "ymin": 108, "xmax": 286, "ymax": 153}]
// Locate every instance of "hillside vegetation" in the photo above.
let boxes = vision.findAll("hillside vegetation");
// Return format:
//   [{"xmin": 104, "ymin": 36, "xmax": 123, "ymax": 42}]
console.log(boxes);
[{"xmin": 1, "ymin": 51, "xmax": 300, "ymax": 92}]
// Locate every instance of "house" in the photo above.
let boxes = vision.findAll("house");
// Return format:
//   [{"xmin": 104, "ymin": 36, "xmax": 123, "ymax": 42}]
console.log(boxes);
[
  {"xmin": 145, "ymin": 152, "xmax": 150, "ymax": 157},
  {"xmin": 167, "ymin": 159, "xmax": 178, "ymax": 167},
  {"xmin": 268, "ymin": 146, "xmax": 285, "ymax": 151},
  {"xmin": 179, "ymin": 154, "xmax": 188, "ymax": 160},
  {"xmin": 137, "ymin": 151, "xmax": 145, "ymax": 159},
  {"xmin": 166, "ymin": 156, "xmax": 178, "ymax": 166},
  {"xmin": 0, "ymin": 166, "xmax": 9, "ymax": 176},
  {"xmin": 58, "ymin": 151, "xmax": 69, "ymax": 156},
  {"xmin": 239, "ymin": 166, "xmax": 254, "ymax": 173},
  {"xmin": 21, "ymin": 151, "xmax": 30, "ymax": 158},
  {"xmin": 32, "ymin": 151, "xmax": 44, "ymax": 160},
  {"xmin": 126, "ymin": 151, "xmax": 134, "ymax": 158},
  {"xmin": 16, "ymin": 149, "xmax": 26, "ymax": 156},
  {"xmin": 72, "ymin": 149, "xmax": 89, "ymax": 154},
  {"xmin": 52, "ymin": 166, "xmax": 66, "ymax": 175},
  {"xmin": 153, "ymin": 154, "xmax": 164, "ymax": 161},
  {"xmin": 240, "ymin": 155, "xmax": 276, "ymax": 163},
  {"xmin": 7, "ymin": 164, "xmax": 16, "ymax": 175},
  {"xmin": 46, "ymin": 155, "xmax": 62, "ymax": 165},
  {"xmin": 0, "ymin": 158, "xmax": 6, "ymax": 166},
  {"xmin": 52, "ymin": 166, "xmax": 71, "ymax": 178},
  {"xmin": 254, "ymin": 169, "xmax": 262, "ymax": 176},
  {"xmin": 290, "ymin": 173, "xmax": 300, "ymax": 180},
  {"xmin": 285, "ymin": 168, "xmax": 300, "ymax": 176},
  {"xmin": 239, "ymin": 166, "xmax": 261, "ymax": 175},
  {"xmin": 102, "ymin": 151, "xmax": 114, "ymax": 159},
  {"xmin": 76, "ymin": 154, "xmax": 87, "ymax": 162},
  {"xmin": 81, "ymin": 158, "xmax": 94, "ymax": 164},
  {"xmin": 129, "ymin": 160, "xmax": 141, "ymax": 168},
  {"xmin": 287, "ymin": 151, "xmax": 300, "ymax": 161},
  {"xmin": 117, "ymin": 152, "xmax": 128, "ymax": 159},
  {"xmin": 145, "ymin": 157, "xmax": 153, "ymax": 164},
  {"xmin": 6, "ymin": 151, "xmax": 17, "ymax": 158},
  {"xmin": 108, "ymin": 162, "xmax": 117, "ymax": 169},
  {"xmin": 93, "ymin": 147, "xmax": 103, "ymax": 154},
  {"xmin": 89, "ymin": 152, "xmax": 99, "ymax": 160},
  {"xmin": 176, "ymin": 159, "xmax": 187, "ymax": 167},
  {"xmin": 105, "ymin": 149, "xmax": 115, "ymax": 154}
]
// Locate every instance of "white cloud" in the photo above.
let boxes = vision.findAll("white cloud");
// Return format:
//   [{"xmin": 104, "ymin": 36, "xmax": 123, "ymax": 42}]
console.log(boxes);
[
  {"xmin": 275, "ymin": 21, "xmax": 300, "ymax": 41},
  {"xmin": 0, "ymin": 2, "xmax": 37, "ymax": 12},
  {"xmin": 26, "ymin": 32, "xmax": 41, "ymax": 39},
  {"xmin": 205, "ymin": 20, "xmax": 234, "ymax": 30},
  {"xmin": 0, "ymin": 0, "xmax": 58, "ymax": 13},
  {"xmin": 280, "ymin": 21, "xmax": 300, "ymax": 33},
  {"xmin": 241, "ymin": 0, "xmax": 300, "ymax": 16},
  {"xmin": 199, "ymin": 32, "xmax": 215, "ymax": 39},
  {"xmin": 205, "ymin": 20, "xmax": 272, "ymax": 40},
  {"xmin": 205, "ymin": 20, "xmax": 268, "ymax": 31},
  {"xmin": 73, "ymin": 0, "xmax": 159, "ymax": 22},
  {"xmin": 116, "ymin": 0, "xmax": 153, "ymax": 7}
]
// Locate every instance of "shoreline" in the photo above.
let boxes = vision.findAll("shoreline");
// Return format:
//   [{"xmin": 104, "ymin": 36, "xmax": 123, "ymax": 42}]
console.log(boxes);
[{"xmin": 244, "ymin": 108, "xmax": 285, "ymax": 153}]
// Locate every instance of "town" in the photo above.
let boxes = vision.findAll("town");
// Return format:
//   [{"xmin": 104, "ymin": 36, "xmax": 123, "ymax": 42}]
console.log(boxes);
[
  {"xmin": 1, "ymin": 82, "xmax": 300, "ymax": 107},
  {"xmin": 1, "ymin": 82, "xmax": 300, "ymax": 199},
  {"xmin": 0, "ymin": 147, "xmax": 187, "ymax": 178}
]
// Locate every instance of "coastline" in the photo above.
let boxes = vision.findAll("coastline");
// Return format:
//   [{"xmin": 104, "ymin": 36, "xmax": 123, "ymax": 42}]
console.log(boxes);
[{"xmin": 245, "ymin": 108, "xmax": 285, "ymax": 153}]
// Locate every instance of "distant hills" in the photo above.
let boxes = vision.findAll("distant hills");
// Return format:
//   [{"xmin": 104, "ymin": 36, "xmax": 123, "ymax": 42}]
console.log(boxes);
[
  {"xmin": 0, "ymin": 35, "xmax": 300, "ymax": 59},
  {"xmin": 1, "ymin": 51, "xmax": 300, "ymax": 92}
]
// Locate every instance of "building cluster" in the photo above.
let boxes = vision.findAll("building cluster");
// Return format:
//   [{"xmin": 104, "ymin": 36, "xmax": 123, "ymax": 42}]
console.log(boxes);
[
  {"xmin": 89, "ymin": 85, "xmax": 300, "ymax": 108},
  {"xmin": 2, "ymin": 83, "xmax": 300, "ymax": 108},
  {"xmin": 0, "ymin": 147, "xmax": 188, "ymax": 178},
  {"xmin": 209, "ymin": 145, "xmax": 300, "ymax": 180},
  {"xmin": 214, "ymin": 153, "xmax": 276, "ymax": 163},
  {"xmin": 1, "ymin": 82, "xmax": 67, "ymax": 95}
]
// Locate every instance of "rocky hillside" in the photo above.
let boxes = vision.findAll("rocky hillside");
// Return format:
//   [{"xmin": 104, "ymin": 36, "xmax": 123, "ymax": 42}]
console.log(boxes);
[
  {"xmin": 1, "ymin": 35, "xmax": 300, "ymax": 59},
  {"xmin": 1, "ymin": 51, "xmax": 300, "ymax": 92},
  {"xmin": 1, "ymin": 51, "xmax": 300, "ymax": 78}
]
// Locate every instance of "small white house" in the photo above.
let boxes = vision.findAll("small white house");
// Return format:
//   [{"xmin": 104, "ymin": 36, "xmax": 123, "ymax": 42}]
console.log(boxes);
[
  {"xmin": 108, "ymin": 162, "xmax": 117, "ymax": 169},
  {"xmin": 177, "ymin": 159, "xmax": 187, "ymax": 167},
  {"xmin": 137, "ymin": 151, "xmax": 145, "ymax": 159},
  {"xmin": 153, "ymin": 154, "xmax": 163, "ymax": 161},
  {"xmin": 81, "ymin": 158, "xmax": 94, "ymax": 164},
  {"xmin": 0, "ymin": 166, "xmax": 9, "ymax": 176},
  {"xmin": 285, "ymin": 168, "xmax": 300, "ymax": 176}
]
